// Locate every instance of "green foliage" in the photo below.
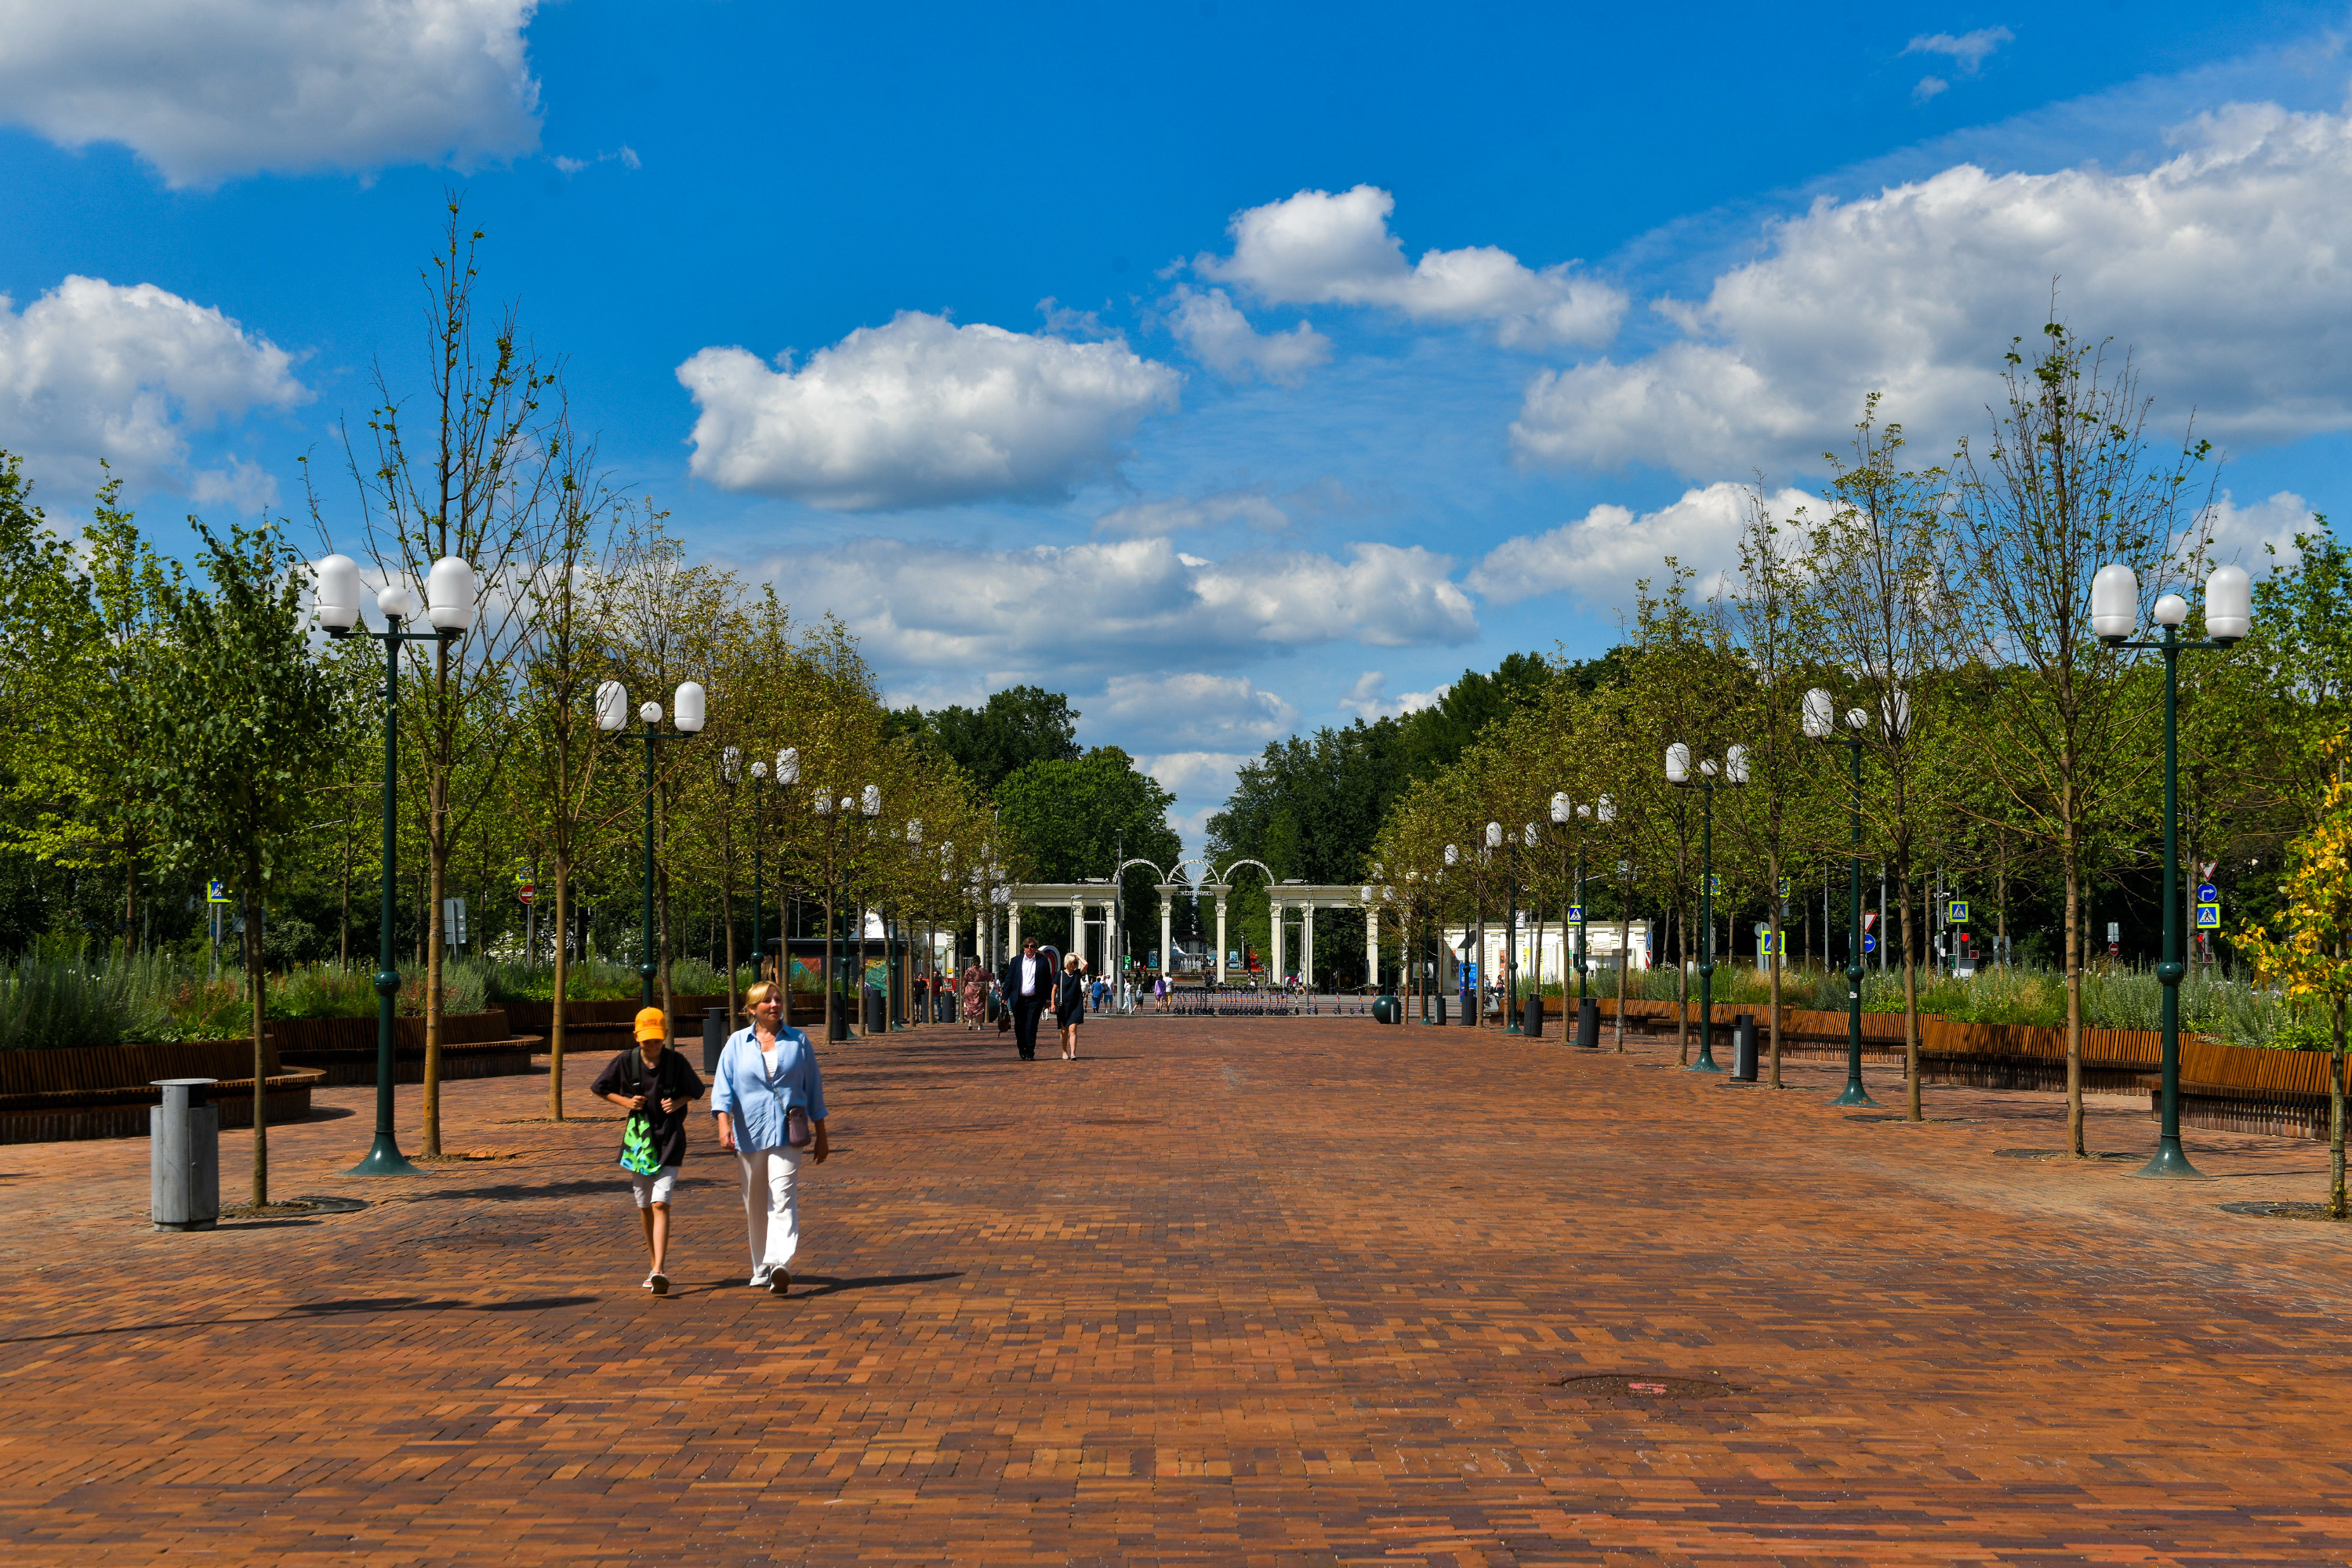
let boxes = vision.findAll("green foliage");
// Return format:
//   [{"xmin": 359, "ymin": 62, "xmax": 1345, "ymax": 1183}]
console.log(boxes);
[{"xmin": 895, "ymin": 685, "xmax": 1080, "ymax": 796}]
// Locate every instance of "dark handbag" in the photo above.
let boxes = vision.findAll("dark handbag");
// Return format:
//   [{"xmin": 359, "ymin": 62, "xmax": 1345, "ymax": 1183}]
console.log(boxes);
[{"xmin": 785, "ymin": 1105, "xmax": 812, "ymax": 1148}]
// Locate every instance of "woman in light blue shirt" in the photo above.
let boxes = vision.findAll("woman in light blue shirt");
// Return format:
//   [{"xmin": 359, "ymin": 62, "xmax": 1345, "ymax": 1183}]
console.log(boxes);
[{"xmin": 712, "ymin": 981, "xmax": 829, "ymax": 1295}]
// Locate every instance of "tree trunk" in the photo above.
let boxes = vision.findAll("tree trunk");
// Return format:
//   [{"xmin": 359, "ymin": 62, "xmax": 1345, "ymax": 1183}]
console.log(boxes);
[
  {"xmin": 245, "ymin": 884, "xmax": 267, "ymax": 1207},
  {"xmin": 1898, "ymin": 869, "xmax": 1921, "ymax": 1121},
  {"xmin": 2063, "ymin": 824, "xmax": 2085, "ymax": 1158},
  {"xmin": 550, "ymin": 857, "xmax": 570, "ymax": 1120},
  {"xmin": 1676, "ymin": 906, "xmax": 1690, "ymax": 1063},
  {"xmin": 1614, "ymin": 887, "xmax": 1630, "ymax": 1053},
  {"xmin": 424, "ymin": 829, "xmax": 445, "ymax": 1159},
  {"xmin": 1767, "ymin": 849, "xmax": 1782, "ymax": 1090},
  {"xmin": 721, "ymin": 868, "xmax": 738, "ymax": 1029},
  {"xmin": 822, "ymin": 895, "xmax": 837, "ymax": 1041},
  {"xmin": 2332, "ymin": 997, "xmax": 2345, "ymax": 1221},
  {"xmin": 124, "ymin": 857, "xmax": 138, "ymax": 954}
]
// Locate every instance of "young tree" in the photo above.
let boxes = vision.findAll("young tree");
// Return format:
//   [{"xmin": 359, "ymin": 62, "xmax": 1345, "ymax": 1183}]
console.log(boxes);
[
  {"xmin": 344, "ymin": 203, "xmax": 558, "ymax": 1154},
  {"xmin": 1808, "ymin": 405, "xmax": 1958, "ymax": 1121},
  {"xmin": 140, "ymin": 521, "xmax": 337, "ymax": 1206},
  {"xmin": 2237, "ymin": 734, "xmax": 2352, "ymax": 1219},
  {"xmin": 1947, "ymin": 321, "xmax": 2212, "ymax": 1156}
]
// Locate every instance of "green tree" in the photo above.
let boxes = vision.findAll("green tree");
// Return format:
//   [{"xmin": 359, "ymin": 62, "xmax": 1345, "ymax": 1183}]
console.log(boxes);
[
  {"xmin": 2238, "ymin": 734, "xmax": 2352, "ymax": 1219},
  {"xmin": 1946, "ymin": 321, "xmax": 2211, "ymax": 1157},
  {"xmin": 140, "ymin": 521, "xmax": 337, "ymax": 1206},
  {"xmin": 998, "ymin": 746, "xmax": 1181, "ymax": 961},
  {"xmin": 896, "ymin": 685, "xmax": 1080, "ymax": 796}
]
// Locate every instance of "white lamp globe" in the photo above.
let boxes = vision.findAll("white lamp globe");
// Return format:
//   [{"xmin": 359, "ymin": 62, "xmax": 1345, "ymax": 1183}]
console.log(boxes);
[
  {"xmin": 814, "ymin": 791, "xmax": 833, "ymax": 815},
  {"xmin": 1596, "ymin": 794, "xmax": 1615, "ymax": 823},
  {"xmin": 637, "ymin": 701, "xmax": 662, "ymax": 724},
  {"xmin": 1726, "ymin": 743, "xmax": 1751, "ymax": 785},
  {"xmin": 2153, "ymin": 593, "xmax": 2189, "ymax": 628},
  {"xmin": 751, "ymin": 760, "xmax": 768, "ymax": 780},
  {"xmin": 2091, "ymin": 562, "xmax": 2140, "ymax": 641},
  {"xmin": 595, "ymin": 681, "xmax": 629, "ymax": 731},
  {"xmin": 673, "ymin": 681, "xmax": 706, "ymax": 732},
  {"xmin": 721, "ymin": 746, "xmax": 742, "ymax": 781},
  {"xmin": 425, "ymin": 557, "xmax": 477, "ymax": 632},
  {"xmin": 862, "ymin": 785, "xmax": 881, "ymax": 817},
  {"xmin": 377, "ymin": 583, "xmax": 420, "ymax": 621},
  {"xmin": 1802, "ymin": 687, "xmax": 1835, "ymax": 740},
  {"xmin": 1665, "ymin": 742, "xmax": 1690, "ymax": 784},
  {"xmin": 313, "ymin": 554, "xmax": 361, "ymax": 630},
  {"xmin": 776, "ymin": 747, "xmax": 800, "ymax": 784},
  {"xmin": 2205, "ymin": 563, "xmax": 2252, "ymax": 641},
  {"xmin": 1444, "ymin": 844, "xmax": 1458, "ymax": 867},
  {"xmin": 1550, "ymin": 792, "xmax": 1570, "ymax": 825}
]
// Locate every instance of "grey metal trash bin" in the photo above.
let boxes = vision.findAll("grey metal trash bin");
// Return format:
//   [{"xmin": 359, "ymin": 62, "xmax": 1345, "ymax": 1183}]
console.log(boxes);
[
  {"xmin": 1732, "ymin": 1013, "xmax": 1759, "ymax": 1081},
  {"xmin": 703, "ymin": 1006, "xmax": 729, "ymax": 1073},
  {"xmin": 1520, "ymin": 994, "xmax": 1544, "ymax": 1040},
  {"xmin": 1576, "ymin": 997, "xmax": 1601, "ymax": 1050},
  {"xmin": 151, "ymin": 1077, "xmax": 220, "ymax": 1232}
]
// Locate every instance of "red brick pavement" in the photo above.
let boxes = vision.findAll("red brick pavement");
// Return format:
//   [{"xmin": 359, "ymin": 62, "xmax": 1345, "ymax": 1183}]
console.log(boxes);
[{"xmin": 2, "ymin": 1017, "xmax": 2350, "ymax": 1566}]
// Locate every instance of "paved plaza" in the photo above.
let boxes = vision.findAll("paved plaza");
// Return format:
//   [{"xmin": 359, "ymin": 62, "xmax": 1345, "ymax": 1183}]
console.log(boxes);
[{"xmin": 4, "ymin": 1016, "xmax": 2349, "ymax": 1565}]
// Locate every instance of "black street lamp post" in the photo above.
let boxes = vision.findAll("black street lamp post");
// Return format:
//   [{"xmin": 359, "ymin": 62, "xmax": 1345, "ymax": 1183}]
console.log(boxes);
[
  {"xmin": 314, "ymin": 552, "xmax": 475, "ymax": 1178},
  {"xmin": 1805, "ymin": 690, "xmax": 1877, "ymax": 1107},
  {"xmin": 2095, "ymin": 561, "xmax": 2251, "ymax": 1180},
  {"xmin": 1668, "ymin": 742, "xmax": 1747, "ymax": 1073},
  {"xmin": 597, "ymin": 678, "xmax": 706, "ymax": 1007}
]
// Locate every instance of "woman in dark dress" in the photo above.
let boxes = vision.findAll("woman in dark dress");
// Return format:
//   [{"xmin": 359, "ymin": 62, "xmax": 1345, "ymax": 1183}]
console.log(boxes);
[{"xmin": 1054, "ymin": 952, "xmax": 1086, "ymax": 1059}]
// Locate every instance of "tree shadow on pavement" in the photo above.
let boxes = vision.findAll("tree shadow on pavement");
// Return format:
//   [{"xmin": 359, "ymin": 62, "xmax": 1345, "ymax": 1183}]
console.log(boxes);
[{"xmin": 0, "ymin": 1294, "xmax": 601, "ymax": 1346}]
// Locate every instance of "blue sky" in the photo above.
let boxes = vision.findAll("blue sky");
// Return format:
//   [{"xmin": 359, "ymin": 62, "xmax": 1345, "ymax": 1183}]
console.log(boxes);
[{"xmin": 3, "ymin": 2, "xmax": 2349, "ymax": 842}]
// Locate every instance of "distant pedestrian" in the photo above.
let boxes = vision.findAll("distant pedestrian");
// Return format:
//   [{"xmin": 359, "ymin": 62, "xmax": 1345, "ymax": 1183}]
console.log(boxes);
[
  {"xmin": 593, "ymin": 1006, "xmax": 706, "ymax": 1298},
  {"xmin": 712, "ymin": 981, "xmax": 829, "ymax": 1296},
  {"xmin": 960, "ymin": 960, "xmax": 985, "ymax": 1032},
  {"xmin": 1056, "ymin": 951, "xmax": 1086, "ymax": 1059}
]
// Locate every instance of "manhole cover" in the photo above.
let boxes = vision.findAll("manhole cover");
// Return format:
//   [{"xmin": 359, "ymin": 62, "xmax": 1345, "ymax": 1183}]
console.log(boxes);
[
  {"xmin": 1994, "ymin": 1149, "xmax": 2138, "ymax": 1161},
  {"xmin": 2221, "ymin": 1200, "xmax": 2349, "ymax": 1222},
  {"xmin": 1556, "ymin": 1374, "xmax": 1737, "ymax": 1399}
]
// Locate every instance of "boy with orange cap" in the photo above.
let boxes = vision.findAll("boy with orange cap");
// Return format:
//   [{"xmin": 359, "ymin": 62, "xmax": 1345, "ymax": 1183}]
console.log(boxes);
[{"xmin": 593, "ymin": 1006, "xmax": 706, "ymax": 1295}]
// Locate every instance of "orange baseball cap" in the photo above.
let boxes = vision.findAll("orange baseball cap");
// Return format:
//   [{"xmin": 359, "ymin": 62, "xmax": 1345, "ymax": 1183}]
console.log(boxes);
[{"xmin": 633, "ymin": 1007, "xmax": 667, "ymax": 1043}]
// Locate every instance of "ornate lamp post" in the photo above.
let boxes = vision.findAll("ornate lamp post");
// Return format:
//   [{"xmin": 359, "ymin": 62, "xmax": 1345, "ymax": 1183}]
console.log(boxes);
[
  {"xmin": 1667, "ymin": 742, "xmax": 1747, "ymax": 1073},
  {"xmin": 314, "ymin": 551, "xmax": 474, "ymax": 1177},
  {"xmin": 1803, "ymin": 689, "xmax": 1877, "ymax": 1106},
  {"xmin": 597, "ymin": 678, "xmax": 706, "ymax": 1007},
  {"xmin": 2096, "ymin": 561, "xmax": 2250, "ymax": 1179}
]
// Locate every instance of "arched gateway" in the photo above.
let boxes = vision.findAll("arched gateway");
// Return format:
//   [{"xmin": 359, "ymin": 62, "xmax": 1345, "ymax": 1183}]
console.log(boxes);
[{"xmin": 996, "ymin": 859, "xmax": 1384, "ymax": 987}]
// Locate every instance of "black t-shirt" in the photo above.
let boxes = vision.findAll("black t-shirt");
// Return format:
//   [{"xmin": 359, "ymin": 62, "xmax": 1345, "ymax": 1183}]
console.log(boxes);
[{"xmin": 590, "ymin": 1047, "xmax": 706, "ymax": 1168}]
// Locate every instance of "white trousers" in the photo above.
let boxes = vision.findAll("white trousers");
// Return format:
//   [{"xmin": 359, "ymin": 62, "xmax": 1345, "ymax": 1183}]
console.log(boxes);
[{"xmin": 735, "ymin": 1144, "xmax": 804, "ymax": 1274}]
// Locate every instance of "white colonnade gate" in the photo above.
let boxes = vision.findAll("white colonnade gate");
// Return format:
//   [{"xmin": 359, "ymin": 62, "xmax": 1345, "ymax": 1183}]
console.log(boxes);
[{"xmin": 993, "ymin": 858, "xmax": 1385, "ymax": 990}]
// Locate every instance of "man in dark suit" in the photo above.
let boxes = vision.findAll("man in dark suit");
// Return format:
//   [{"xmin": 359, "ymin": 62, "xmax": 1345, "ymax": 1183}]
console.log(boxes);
[{"xmin": 1000, "ymin": 936, "xmax": 1052, "ymax": 1060}]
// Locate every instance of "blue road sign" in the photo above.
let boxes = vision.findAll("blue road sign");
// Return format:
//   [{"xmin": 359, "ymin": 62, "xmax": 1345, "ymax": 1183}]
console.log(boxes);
[
  {"xmin": 2196, "ymin": 882, "xmax": 2218, "ymax": 904},
  {"xmin": 1947, "ymin": 899, "xmax": 1968, "ymax": 922},
  {"xmin": 205, "ymin": 879, "xmax": 230, "ymax": 904},
  {"xmin": 1863, "ymin": 933, "xmax": 1878, "ymax": 954},
  {"xmin": 2194, "ymin": 904, "xmax": 2220, "ymax": 929},
  {"xmin": 1566, "ymin": 905, "xmax": 1584, "ymax": 922}
]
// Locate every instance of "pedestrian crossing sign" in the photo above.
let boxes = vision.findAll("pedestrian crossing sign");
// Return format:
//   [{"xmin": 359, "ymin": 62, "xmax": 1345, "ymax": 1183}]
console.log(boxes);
[
  {"xmin": 1947, "ymin": 899, "xmax": 1968, "ymax": 923},
  {"xmin": 1566, "ymin": 906, "xmax": 1584, "ymax": 922},
  {"xmin": 205, "ymin": 879, "xmax": 230, "ymax": 904},
  {"xmin": 2194, "ymin": 903, "xmax": 2220, "ymax": 929}
]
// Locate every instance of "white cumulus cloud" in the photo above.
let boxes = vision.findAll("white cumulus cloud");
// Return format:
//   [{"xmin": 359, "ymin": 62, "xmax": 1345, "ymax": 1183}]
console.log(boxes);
[
  {"xmin": 1164, "ymin": 285, "xmax": 1331, "ymax": 385},
  {"xmin": 0, "ymin": 0, "xmax": 542, "ymax": 187},
  {"xmin": 1904, "ymin": 27, "xmax": 2014, "ymax": 73},
  {"xmin": 1195, "ymin": 184, "xmax": 1626, "ymax": 349},
  {"xmin": 763, "ymin": 535, "xmax": 1475, "ymax": 690},
  {"xmin": 2195, "ymin": 488, "xmax": 2321, "ymax": 572},
  {"xmin": 1098, "ymin": 673, "xmax": 1299, "ymax": 750},
  {"xmin": 1133, "ymin": 750, "xmax": 1257, "ymax": 849},
  {"xmin": 1512, "ymin": 105, "xmax": 2352, "ymax": 478},
  {"xmin": 678, "ymin": 311, "xmax": 1182, "ymax": 510},
  {"xmin": 0, "ymin": 275, "xmax": 308, "ymax": 496},
  {"xmin": 1467, "ymin": 482, "xmax": 1820, "ymax": 608}
]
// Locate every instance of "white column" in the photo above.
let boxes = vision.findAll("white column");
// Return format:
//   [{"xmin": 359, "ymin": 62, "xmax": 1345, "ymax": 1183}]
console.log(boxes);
[
  {"xmin": 1366, "ymin": 908, "xmax": 1380, "ymax": 988},
  {"xmin": 1301, "ymin": 905, "xmax": 1316, "ymax": 991},
  {"xmin": 1072, "ymin": 895, "xmax": 1087, "ymax": 971},
  {"xmin": 1159, "ymin": 891, "xmax": 1172, "ymax": 976},
  {"xmin": 1007, "ymin": 901, "xmax": 1021, "ymax": 959},
  {"xmin": 1270, "ymin": 900, "xmax": 1286, "ymax": 983},
  {"xmin": 1215, "ymin": 897, "xmax": 1229, "ymax": 982}
]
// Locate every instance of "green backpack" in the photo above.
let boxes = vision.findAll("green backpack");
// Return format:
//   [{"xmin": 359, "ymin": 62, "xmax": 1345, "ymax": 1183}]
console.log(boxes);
[{"xmin": 617, "ymin": 1051, "xmax": 664, "ymax": 1175}]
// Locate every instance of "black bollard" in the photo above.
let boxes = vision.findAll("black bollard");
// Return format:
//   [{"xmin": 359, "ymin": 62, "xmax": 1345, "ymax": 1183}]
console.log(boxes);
[{"xmin": 1576, "ymin": 997, "xmax": 1600, "ymax": 1050}]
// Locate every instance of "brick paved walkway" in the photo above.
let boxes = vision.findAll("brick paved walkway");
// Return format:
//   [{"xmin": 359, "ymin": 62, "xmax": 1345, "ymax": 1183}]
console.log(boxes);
[{"xmin": 4, "ymin": 1017, "xmax": 2350, "ymax": 1566}]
